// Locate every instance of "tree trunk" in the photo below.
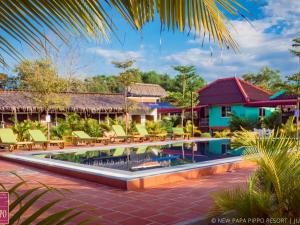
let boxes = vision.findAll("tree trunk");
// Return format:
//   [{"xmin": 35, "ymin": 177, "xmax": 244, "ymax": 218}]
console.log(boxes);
[
  {"xmin": 124, "ymin": 87, "xmax": 128, "ymax": 135},
  {"xmin": 181, "ymin": 109, "xmax": 185, "ymax": 126},
  {"xmin": 46, "ymin": 109, "xmax": 50, "ymax": 140},
  {"xmin": 191, "ymin": 91, "xmax": 194, "ymax": 137}
]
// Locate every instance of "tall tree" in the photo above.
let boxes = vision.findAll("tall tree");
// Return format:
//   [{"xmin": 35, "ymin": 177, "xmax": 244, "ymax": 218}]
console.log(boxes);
[
  {"xmin": 173, "ymin": 66, "xmax": 197, "ymax": 98},
  {"xmin": 289, "ymin": 37, "xmax": 300, "ymax": 143},
  {"xmin": 242, "ymin": 67, "xmax": 283, "ymax": 92},
  {"xmin": 290, "ymin": 38, "xmax": 300, "ymax": 58},
  {"xmin": 112, "ymin": 60, "xmax": 139, "ymax": 134},
  {"xmin": 15, "ymin": 59, "xmax": 70, "ymax": 138},
  {"xmin": 1, "ymin": 1, "xmax": 248, "ymax": 67},
  {"xmin": 0, "ymin": 73, "xmax": 8, "ymax": 89}
]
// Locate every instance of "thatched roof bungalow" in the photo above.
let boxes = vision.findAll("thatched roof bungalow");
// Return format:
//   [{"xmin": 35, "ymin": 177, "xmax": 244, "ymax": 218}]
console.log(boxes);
[
  {"xmin": 128, "ymin": 83, "xmax": 167, "ymax": 98},
  {"xmin": 0, "ymin": 90, "xmax": 125, "ymax": 113},
  {"xmin": 0, "ymin": 90, "xmax": 156, "ymax": 125}
]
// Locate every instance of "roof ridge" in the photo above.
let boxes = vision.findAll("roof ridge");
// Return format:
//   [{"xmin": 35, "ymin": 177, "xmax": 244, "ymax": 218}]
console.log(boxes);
[
  {"xmin": 132, "ymin": 83, "xmax": 162, "ymax": 86},
  {"xmin": 235, "ymin": 77, "xmax": 249, "ymax": 102},
  {"xmin": 0, "ymin": 89, "xmax": 123, "ymax": 96},
  {"xmin": 197, "ymin": 77, "xmax": 236, "ymax": 93},
  {"xmin": 238, "ymin": 79, "xmax": 272, "ymax": 95}
]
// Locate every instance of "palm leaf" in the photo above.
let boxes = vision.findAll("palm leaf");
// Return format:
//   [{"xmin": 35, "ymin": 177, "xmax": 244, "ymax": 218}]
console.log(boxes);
[
  {"xmin": 215, "ymin": 127, "xmax": 300, "ymax": 217},
  {"xmin": 20, "ymin": 199, "xmax": 61, "ymax": 225},
  {"xmin": 1, "ymin": 174, "xmax": 101, "ymax": 225},
  {"xmin": 0, "ymin": 0, "xmax": 247, "ymax": 66}
]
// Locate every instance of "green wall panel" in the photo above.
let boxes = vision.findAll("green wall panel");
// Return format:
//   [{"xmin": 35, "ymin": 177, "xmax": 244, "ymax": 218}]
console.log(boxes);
[{"xmin": 208, "ymin": 105, "xmax": 275, "ymax": 127}]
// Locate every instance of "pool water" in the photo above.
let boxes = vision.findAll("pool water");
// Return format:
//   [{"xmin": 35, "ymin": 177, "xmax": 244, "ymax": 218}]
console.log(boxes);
[{"xmin": 34, "ymin": 139, "xmax": 241, "ymax": 171}]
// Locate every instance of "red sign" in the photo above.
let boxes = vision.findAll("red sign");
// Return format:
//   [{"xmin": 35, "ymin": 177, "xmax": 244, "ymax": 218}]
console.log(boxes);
[{"xmin": 0, "ymin": 192, "xmax": 9, "ymax": 224}]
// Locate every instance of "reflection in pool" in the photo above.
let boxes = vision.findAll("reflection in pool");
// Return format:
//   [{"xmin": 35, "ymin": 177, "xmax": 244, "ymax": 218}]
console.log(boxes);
[{"xmin": 34, "ymin": 139, "xmax": 241, "ymax": 171}]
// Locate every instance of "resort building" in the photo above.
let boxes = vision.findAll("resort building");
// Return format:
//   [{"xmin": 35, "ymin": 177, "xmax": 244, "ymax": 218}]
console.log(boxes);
[
  {"xmin": 127, "ymin": 83, "xmax": 171, "ymax": 123},
  {"xmin": 197, "ymin": 77, "xmax": 275, "ymax": 132},
  {"xmin": 244, "ymin": 89, "xmax": 297, "ymax": 122},
  {"xmin": 0, "ymin": 90, "xmax": 149, "ymax": 126}
]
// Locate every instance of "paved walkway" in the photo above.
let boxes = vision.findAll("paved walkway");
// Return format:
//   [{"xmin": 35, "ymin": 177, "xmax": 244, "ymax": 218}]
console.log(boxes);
[{"xmin": 0, "ymin": 159, "xmax": 254, "ymax": 225}]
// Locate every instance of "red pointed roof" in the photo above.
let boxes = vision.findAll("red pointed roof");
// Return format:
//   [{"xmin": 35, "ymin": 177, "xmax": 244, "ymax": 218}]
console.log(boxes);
[{"xmin": 197, "ymin": 77, "xmax": 271, "ymax": 105}]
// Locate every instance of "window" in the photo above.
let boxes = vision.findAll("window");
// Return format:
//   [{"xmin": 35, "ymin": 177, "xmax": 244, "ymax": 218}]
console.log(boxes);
[
  {"xmin": 259, "ymin": 108, "xmax": 266, "ymax": 118},
  {"xmin": 221, "ymin": 106, "xmax": 231, "ymax": 117}
]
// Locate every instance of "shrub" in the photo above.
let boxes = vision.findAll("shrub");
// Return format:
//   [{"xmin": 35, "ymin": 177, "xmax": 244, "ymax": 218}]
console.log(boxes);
[
  {"xmin": 210, "ymin": 129, "xmax": 300, "ymax": 219},
  {"xmin": 99, "ymin": 122, "xmax": 111, "ymax": 132},
  {"xmin": 12, "ymin": 120, "xmax": 47, "ymax": 141},
  {"xmin": 184, "ymin": 120, "xmax": 201, "ymax": 136},
  {"xmin": 214, "ymin": 129, "xmax": 231, "ymax": 138},
  {"xmin": 146, "ymin": 121, "xmax": 166, "ymax": 134},
  {"xmin": 161, "ymin": 116, "xmax": 174, "ymax": 133},
  {"xmin": 280, "ymin": 116, "xmax": 298, "ymax": 137},
  {"xmin": 262, "ymin": 110, "xmax": 282, "ymax": 129},
  {"xmin": 51, "ymin": 113, "xmax": 103, "ymax": 138},
  {"xmin": 83, "ymin": 118, "xmax": 102, "ymax": 137},
  {"xmin": 229, "ymin": 114, "xmax": 260, "ymax": 131}
]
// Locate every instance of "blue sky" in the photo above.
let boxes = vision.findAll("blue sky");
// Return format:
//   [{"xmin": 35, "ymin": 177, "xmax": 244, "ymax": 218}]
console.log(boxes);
[{"xmin": 2, "ymin": 0, "xmax": 300, "ymax": 82}]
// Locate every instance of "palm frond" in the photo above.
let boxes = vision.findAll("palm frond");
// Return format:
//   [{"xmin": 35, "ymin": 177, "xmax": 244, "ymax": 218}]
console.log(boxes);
[
  {"xmin": 221, "ymin": 128, "xmax": 300, "ymax": 217},
  {"xmin": 0, "ymin": 0, "xmax": 247, "ymax": 66},
  {"xmin": 0, "ymin": 174, "xmax": 99, "ymax": 225}
]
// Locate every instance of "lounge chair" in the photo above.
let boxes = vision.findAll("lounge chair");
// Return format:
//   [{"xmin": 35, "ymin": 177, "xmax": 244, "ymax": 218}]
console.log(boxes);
[
  {"xmin": 72, "ymin": 131, "xmax": 96, "ymax": 146},
  {"xmin": 171, "ymin": 127, "xmax": 190, "ymax": 140},
  {"xmin": 0, "ymin": 128, "xmax": 33, "ymax": 151},
  {"xmin": 111, "ymin": 125, "xmax": 141, "ymax": 142},
  {"xmin": 135, "ymin": 124, "xmax": 167, "ymax": 141},
  {"xmin": 72, "ymin": 131, "xmax": 109, "ymax": 145},
  {"xmin": 28, "ymin": 129, "xmax": 64, "ymax": 150}
]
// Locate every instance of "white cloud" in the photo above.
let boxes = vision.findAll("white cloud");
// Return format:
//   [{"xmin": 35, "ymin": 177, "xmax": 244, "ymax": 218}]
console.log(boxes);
[
  {"xmin": 88, "ymin": 48, "xmax": 143, "ymax": 62},
  {"xmin": 165, "ymin": 1, "xmax": 300, "ymax": 81}
]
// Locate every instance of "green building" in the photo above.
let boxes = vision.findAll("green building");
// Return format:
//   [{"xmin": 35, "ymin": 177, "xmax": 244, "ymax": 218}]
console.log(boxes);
[{"xmin": 197, "ymin": 77, "xmax": 275, "ymax": 132}]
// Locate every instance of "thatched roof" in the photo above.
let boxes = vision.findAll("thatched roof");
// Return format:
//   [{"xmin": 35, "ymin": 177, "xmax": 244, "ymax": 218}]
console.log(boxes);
[
  {"xmin": 0, "ymin": 90, "xmax": 128, "ymax": 113},
  {"xmin": 128, "ymin": 83, "xmax": 167, "ymax": 98}
]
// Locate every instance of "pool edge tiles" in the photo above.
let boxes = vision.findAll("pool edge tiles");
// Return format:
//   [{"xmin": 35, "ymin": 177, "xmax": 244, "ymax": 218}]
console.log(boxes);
[{"xmin": 0, "ymin": 138, "xmax": 251, "ymax": 191}]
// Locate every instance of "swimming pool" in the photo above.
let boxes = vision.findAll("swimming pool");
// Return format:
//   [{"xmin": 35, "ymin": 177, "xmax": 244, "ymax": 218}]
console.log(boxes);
[
  {"xmin": 33, "ymin": 139, "xmax": 235, "ymax": 171},
  {"xmin": 1, "ymin": 138, "xmax": 245, "ymax": 190}
]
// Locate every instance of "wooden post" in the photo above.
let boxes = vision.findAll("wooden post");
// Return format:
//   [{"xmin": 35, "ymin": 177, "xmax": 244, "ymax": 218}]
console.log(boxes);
[
  {"xmin": 98, "ymin": 112, "xmax": 101, "ymax": 124},
  {"xmin": 191, "ymin": 91, "xmax": 194, "ymax": 137},
  {"xmin": 106, "ymin": 113, "xmax": 109, "ymax": 125},
  {"xmin": 55, "ymin": 112, "xmax": 58, "ymax": 126},
  {"xmin": 181, "ymin": 109, "xmax": 185, "ymax": 126},
  {"xmin": 14, "ymin": 111, "xmax": 18, "ymax": 125},
  {"xmin": 1, "ymin": 113, "xmax": 4, "ymax": 128}
]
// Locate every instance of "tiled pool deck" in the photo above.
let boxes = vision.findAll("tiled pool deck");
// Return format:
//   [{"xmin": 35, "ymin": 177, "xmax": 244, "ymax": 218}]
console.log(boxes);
[
  {"xmin": 0, "ymin": 158, "xmax": 255, "ymax": 225},
  {"xmin": 2, "ymin": 138, "xmax": 245, "ymax": 190}
]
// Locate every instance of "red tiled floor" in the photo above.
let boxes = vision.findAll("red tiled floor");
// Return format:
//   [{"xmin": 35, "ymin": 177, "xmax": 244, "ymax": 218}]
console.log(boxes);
[{"xmin": 0, "ymin": 159, "xmax": 255, "ymax": 225}]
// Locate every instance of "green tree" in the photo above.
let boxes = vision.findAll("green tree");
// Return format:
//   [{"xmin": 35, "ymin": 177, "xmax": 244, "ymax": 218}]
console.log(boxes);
[
  {"xmin": 84, "ymin": 75, "xmax": 110, "ymax": 93},
  {"xmin": 173, "ymin": 65, "xmax": 197, "ymax": 98},
  {"xmin": 165, "ymin": 65, "xmax": 205, "ymax": 107},
  {"xmin": 0, "ymin": 73, "xmax": 8, "ymax": 89},
  {"xmin": 1, "ymin": 1, "xmax": 248, "ymax": 67},
  {"xmin": 290, "ymin": 37, "xmax": 300, "ymax": 57},
  {"xmin": 112, "ymin": 60, "xmax": 139, "ymax": 134},
  {"xmin": 15, "ymin": 59, "xmax": 70, "ymax": 138},
  {"xmin": 242, "ymin": 67, "xmax": 283, "ymax": 92},
  {"xmin": 289, "ymin": 37, "xmax": 300, "ymax": 141},
  {"xmin": 139, "ymin": 71, "xmax": 177, "ymax": 92}
]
